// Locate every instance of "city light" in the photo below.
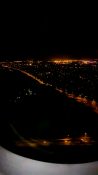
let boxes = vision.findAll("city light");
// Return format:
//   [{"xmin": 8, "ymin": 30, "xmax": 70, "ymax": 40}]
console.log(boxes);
[
  {"xmin": 0, "ymin": 59, "xmax": 98, "ymax": 151},
  {"xmin": 79, "ymin": 133, "xmax": 95, "ymax": 145}
]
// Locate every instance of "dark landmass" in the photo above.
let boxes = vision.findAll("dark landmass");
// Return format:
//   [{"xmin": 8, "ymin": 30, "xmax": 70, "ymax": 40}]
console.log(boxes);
[{"xmin": 0, "ymin": 65, "xmax": 98, "ymax": 163}]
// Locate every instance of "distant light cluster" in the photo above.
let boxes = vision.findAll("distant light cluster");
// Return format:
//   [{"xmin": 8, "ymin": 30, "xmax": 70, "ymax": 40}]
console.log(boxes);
[
  {"xmin": 16, "ymin": 132, "xmax": 95, "ymax": 149},
  {"xmin": 51, "ymin": 59, "xmax": 97, "ymax": 65},
  {"xmin": 1, "ymin": 59, "xmax": 98, "ymax": 114}
]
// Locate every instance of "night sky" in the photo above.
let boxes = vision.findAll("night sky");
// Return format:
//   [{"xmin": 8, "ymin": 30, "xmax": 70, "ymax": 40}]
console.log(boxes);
[{"xmin": 0, "ymin": 5, "xmax": 98, "ymax": 60}]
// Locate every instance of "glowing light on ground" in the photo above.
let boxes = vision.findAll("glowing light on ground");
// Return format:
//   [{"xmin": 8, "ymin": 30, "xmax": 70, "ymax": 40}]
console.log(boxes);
[
  {"xmin": 51, "ymin": 59, "xmax": 97, "ymax": 65},
  {"xmin": 17, "ymin": 69, "xmax": 98, "ymax": 115}
]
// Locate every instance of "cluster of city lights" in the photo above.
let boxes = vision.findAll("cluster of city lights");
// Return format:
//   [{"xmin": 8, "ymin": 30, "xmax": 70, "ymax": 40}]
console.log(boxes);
[
  {"xmin": 1, "ymin": 60, "xmax": 98, "ymax": 114},
  {"xmin": 51, "ymin": 59, "xmax": 97, "ymax": 65},
  {"xmin": 16, "ymin": 132, "xmax": 95, "ymax": 149},
  {"xmin": 2, "ymin": 61, "xmax": 97, "ymax": 114}
]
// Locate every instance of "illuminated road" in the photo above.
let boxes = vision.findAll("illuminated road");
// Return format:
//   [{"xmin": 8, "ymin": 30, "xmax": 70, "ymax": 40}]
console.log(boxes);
[
  {"xmin": 56, "ymin": 88, "xmax": 98, "ymax": 114},
  {"xmin": 1, "ymin": 63, "xmax": 98, "ymax": 167},
  {"xmin": 1, "ymin": 61, "xmax": 98, "ymax": 114},
  {"xmin": 17, "ymin": 69, "xmax": 45, "ymax": 85},
  {"xmin": 17, "ymin": 69, "xmax": 98, "ymax": 115},
  {"xmin": 66, "ymin": 93, "xmax": 98, "ymax": 114}
]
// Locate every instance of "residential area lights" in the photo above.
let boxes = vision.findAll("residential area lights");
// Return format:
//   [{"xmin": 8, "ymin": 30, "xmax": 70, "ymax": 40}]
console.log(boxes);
[{"xmin": 16, "ymin": 133, "xmax": 95, "ymax": 149}]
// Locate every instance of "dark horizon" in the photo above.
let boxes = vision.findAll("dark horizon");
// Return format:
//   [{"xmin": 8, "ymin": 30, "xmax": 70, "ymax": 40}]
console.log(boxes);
[
  {"xmin": 0, "ymin": 8, "xmax": 98, "ymax": 61},
  {"xmin": 0, "ymin": 47, "xmax": 98, "ymax": 61}
]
